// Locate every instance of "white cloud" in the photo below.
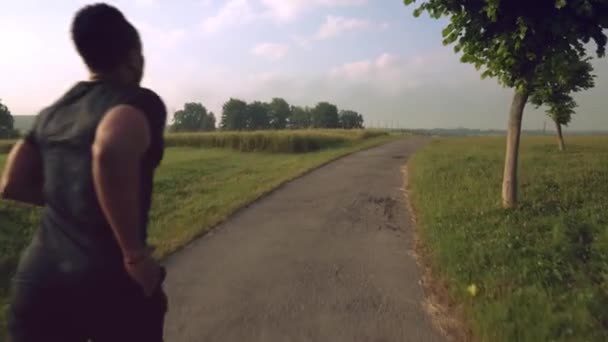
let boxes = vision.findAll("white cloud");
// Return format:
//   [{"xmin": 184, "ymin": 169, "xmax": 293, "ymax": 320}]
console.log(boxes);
[
  {"xmin": 201, "ymin": 0, "xmax": 257, "ymax": 33},
  {"xmin": 201, "ymin": 0, "xmax": 369, "ymax": 33},
  {"xmin": 260, "ymin": 0, "xmax": 367, "ymax": 21},
  {"xmin": 328, "ymin": 52, "xmax": 467, "ymax": 93},
  {"xmin": 375, "ymin": 53, "xmax": 399, "ymax": 69},
  {"xmin": 251, "ymin": 43, "xmax": 289, "ymax": 61},
  {"xmin": 330, "ymin": 53, "xmax": 399, "ymax": 79},
  {"xmin": 315, "ymin": 16, "xmax": 372, "ymax": 40},
  {"xmin": 330, "ymin": 60, "xmax": 373, "ymax": 79}
]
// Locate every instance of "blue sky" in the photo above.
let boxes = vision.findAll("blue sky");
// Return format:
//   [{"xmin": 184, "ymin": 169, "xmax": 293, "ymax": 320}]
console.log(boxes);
[{"xmin": 1, "ymin": 0, "xmax": 608, "ymax": 130}]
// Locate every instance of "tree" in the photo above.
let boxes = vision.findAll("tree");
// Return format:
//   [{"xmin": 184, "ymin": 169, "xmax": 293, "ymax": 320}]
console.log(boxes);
[
  {"xmin": 530, "ymin": 59, "xmax": 594, "ymax": 151},
  {"xmin": 311, "ymin": 102, "xmax": 339, "ymax": 128},
  {"xmin": 339, "ymin": 110, "xmax": 364, "ymax": 129},
  {"xmin": 546, "ymin": 94, "xmax": 576, "ymax": 151},
  {"xmin": 266, "ymin": 98, "xmax": 291, "ymax": 129},
  {"xmin": 0, "ymin": 99, "xmax": 18, "ymax": 139},
  {"xmin": 171, "ymin": 102, "xmax": 215, "ymax": 132},
  {"xmin": 220, "ymin": 98, "xmax": 248, "ymax": 130},
  {"xmin": 202, "ymin": 111, "xmax": 217, "ymax": 131},
  {"xmin": 246, "ymin": 101, "xmax": 270, "ymax": 130},
  {"xmin": 404, "ymin": 0, "xmax": 608, "ymax": 208},
  {"xmin": 289, "ymin": 106, "xmax": 312, "ymax": 129}
]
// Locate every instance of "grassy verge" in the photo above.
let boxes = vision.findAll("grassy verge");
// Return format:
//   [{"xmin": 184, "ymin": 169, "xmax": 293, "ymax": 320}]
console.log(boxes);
[
  {"xmin": 0, "ymin": 133, "xmax": 398, "ymax": 334},
  {"xmin": 409, "ymin": 136, "xmax": 608, "ymax": 341}
]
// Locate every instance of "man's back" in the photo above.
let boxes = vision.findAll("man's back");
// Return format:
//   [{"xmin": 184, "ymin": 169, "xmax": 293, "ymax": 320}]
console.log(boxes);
[{"xmin": 22, "ymin": 80, "xmax": 166, "ymax": 277}]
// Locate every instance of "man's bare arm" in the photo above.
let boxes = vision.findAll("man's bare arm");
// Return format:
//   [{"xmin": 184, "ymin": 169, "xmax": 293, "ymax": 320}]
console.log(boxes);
[
  {"xmin": 92, "ymin": 104, "xmax": 150, "ymax": 260},
  {"xmin": 0, "ymin": 140, "xmax": 44, "ymax": 206}
]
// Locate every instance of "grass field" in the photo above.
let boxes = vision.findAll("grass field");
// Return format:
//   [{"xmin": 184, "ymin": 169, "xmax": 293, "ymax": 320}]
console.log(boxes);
[
  {"xmin": 0, "ymin": 131, "xmax": 397, "ymax": 334},
  {"xmin": 409, "ymin": 136, "xmax": 608, "ymax": 341}
]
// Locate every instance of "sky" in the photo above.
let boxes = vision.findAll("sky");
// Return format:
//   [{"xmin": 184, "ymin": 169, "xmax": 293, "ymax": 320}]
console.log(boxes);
[{"xmin": 1, "ymin": 0, "xmax": 608, "ymax": 130}]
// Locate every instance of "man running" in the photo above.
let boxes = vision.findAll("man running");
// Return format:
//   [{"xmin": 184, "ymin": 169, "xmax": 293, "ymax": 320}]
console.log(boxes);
[{"xmin": 1, "ymin": 3, "xmax": 168, "ymax": 341}]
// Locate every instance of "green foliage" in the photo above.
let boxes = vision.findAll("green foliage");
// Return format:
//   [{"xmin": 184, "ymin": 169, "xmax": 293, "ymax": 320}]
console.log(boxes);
[
  {"xmin": 164, "ymin": 129, "xmax": 387, "ymax": 153},
  {"xmin": 311, "ymin": 102, "xmax": 339, "ymax": 129},
  {"xmin": 220, "ymin": 98, "xmax": 248, "ymax": 130},
  {"xmin": 289, "ymin": 106, "xmax": 312, "ymax": 129},
  {"xmin": 220, "ymin": 98, "xmax": 357, "ymax": 131},
  {"xmin": 246, "ymin": 101, "xmax": 270, "ymax": 130},
  {"xmin": 410, "ymin": 137, "xmax": 608, "ymax": 341},
  {"xmin": 545, "ymin": 93, "xmax": 576, "ymax": 126},
  {"xmin": 338, "ymin": 110, "xmax": 364, "ymax": 129},
  {"xmin": 403, "ymin": 0, "xmax": 608, "ymax": 94},
  {"xmin": 171, "ymin": 102, "xmax": 216, "ymax": 132},
  {"xmin": 202, "ymin": 111, "xmax": 216, "ymax": 131},
  {"xmin": 0, "ymin": 100, "xmax": 18, "ymax": 139},
  {"xmin": 266, "ymin": 98, "xmax": 291, "ymax": 129},
  {"xmin": 530, "ymin": 59, "xmax": 595, "ymax": 126}
]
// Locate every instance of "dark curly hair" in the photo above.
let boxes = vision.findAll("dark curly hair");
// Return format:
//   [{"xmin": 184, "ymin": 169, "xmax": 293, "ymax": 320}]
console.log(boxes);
[{"xmin": 71, "ymin": 3, "xmax": 141, "ymax": 73}]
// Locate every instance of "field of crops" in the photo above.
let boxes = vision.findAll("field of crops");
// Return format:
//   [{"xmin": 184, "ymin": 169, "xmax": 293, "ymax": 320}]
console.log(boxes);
[
  {"xmin": 0, "ymin": 130, "xmax": 396, "ymax": 334},
  {"xmin": 0, "ymin": 129, "xmax": 387, "ymax": 155},
  {"xmin": 409, "ymin": 136, "xmax": 608, "ymax": 341},
  {"xmin": 165, "ymin": 129, "xmax": 386, "ymax": 153}
]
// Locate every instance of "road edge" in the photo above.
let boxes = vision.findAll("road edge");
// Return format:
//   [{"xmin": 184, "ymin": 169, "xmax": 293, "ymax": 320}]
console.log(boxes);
[{"xmin": 401, "ymin": 164, "xmax": 471, "ymax": 342}]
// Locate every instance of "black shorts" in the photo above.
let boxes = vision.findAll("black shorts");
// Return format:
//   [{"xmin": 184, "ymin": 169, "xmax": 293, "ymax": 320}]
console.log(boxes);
[{"xmin": 7, "ymin": 268, "xmax": 168, "ymax": 342}]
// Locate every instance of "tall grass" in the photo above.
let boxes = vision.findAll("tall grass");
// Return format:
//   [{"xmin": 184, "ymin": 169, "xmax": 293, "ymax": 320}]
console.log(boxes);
[
  {"xmin": 165, "ymin": 129, "xmax": 388, "ymax": 153},
  {"xmin": 0, "ymin": 130, "xmax": 388, "ymax": 154},
  {"xmin": 409, "ymin": 136, "xmax": 608, "ymax": 341}
]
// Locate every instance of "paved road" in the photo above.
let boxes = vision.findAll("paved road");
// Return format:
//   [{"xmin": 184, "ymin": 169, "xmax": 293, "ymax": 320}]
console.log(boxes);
[{"xmin": 163, "ymin": 138, "xmax": 444, "ymax": 342}]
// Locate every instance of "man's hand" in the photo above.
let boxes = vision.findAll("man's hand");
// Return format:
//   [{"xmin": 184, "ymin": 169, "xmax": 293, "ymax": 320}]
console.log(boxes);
[{"xmin": 124, "ymin": 247, "xmax": 163, "ymax": 296}]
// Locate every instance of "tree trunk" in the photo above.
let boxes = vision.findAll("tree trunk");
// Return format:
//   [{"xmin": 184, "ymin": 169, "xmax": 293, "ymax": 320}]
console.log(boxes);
[
  {"xmin": 555, "ymin": 121, "xmax": 566, "ymax": 151},
  {"xmin": 501, "ymin": 89, "xmax": 529, "ymax": 209}
]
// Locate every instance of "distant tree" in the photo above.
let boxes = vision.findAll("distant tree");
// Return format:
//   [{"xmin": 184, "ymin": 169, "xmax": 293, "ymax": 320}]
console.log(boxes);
[
  {"xmin": 311, "ymin": 102, "xmax": 339, "ymax": 129},
  {"xmin": 220, "ymin": 98, "xmax": 248, "ymax": 130},
  {"xmin": 204, "ymin": 111, "xmax": 217, "ymax": 131},
  {"xmin": 266, "ymin": 98, "xmax": 291, "ymax": 129},
  {"xmin": 404, "ymin": 0, "xmax": 608, "ymax": 208},
  {"xmin": 171, "ymin": 102, "xmax": 215, "ymax": 132},
  {"xmin": 545, "ymin": 94, "xmax": 575, "ymax": 151},
  {"xmin": 339, "ymin": 110, "xmax": 364, "ymax": 129},
  {"xmin": 0, "ymin": 99, "xmax": 18, "ymax": 139},
  {"xmin": 530, "ymin": 59, "xmax": 594, "ymax": 151},
  {"xmin": 289, "ymin": 106, "xmax": 312, "ymax": 129},
  {"xmin": 246, "ymin": 101, "xmax": 270, "ymax": 130}
]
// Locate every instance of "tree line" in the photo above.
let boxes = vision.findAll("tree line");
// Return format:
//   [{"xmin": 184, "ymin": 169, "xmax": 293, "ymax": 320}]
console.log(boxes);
[
  {"xmin": 170, "ymin": 98, "xmax": 364, "ymax": 132},
  {"xmin": 0, "ymin": 99, "xmax": 19, "ymax": 139}
]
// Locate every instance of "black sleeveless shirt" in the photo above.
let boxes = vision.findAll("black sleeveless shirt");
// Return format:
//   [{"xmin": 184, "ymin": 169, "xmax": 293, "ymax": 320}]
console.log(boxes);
[{"xmin": 17, "ymin": 81, "xmax": 166, "ymax": 281}]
